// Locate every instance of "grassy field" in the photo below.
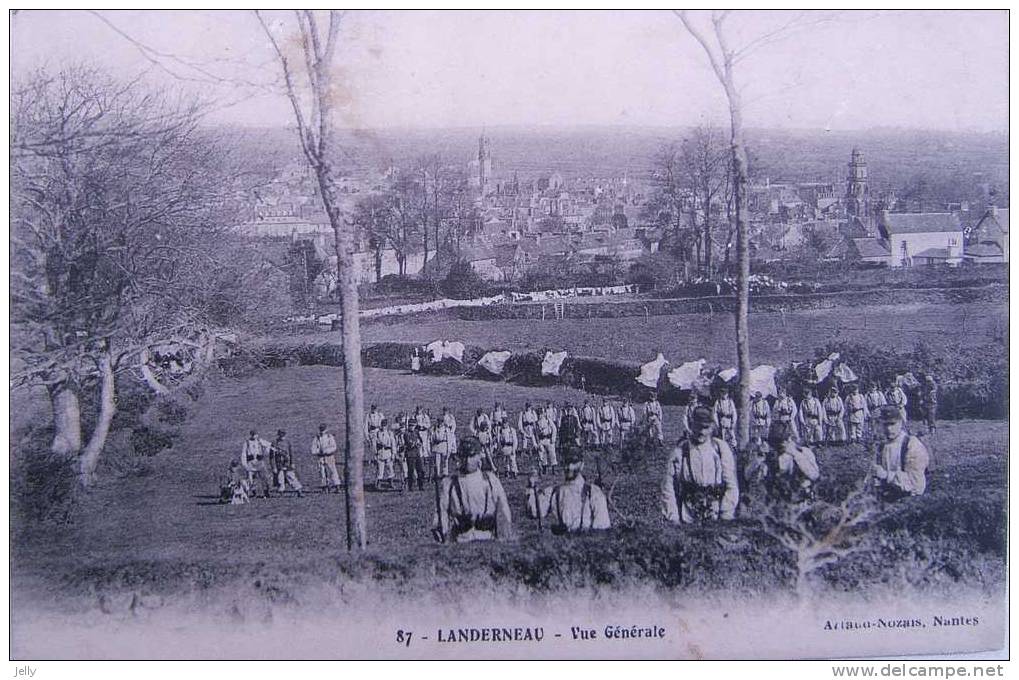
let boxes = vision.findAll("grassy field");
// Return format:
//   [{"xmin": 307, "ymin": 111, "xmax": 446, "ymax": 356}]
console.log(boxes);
[
  {"xmin": 358, "ymin": 302, "xmax": 1007, "ymax": 366},
  {"xmin": 13, "ymin": 365, "xmax": 1006, "ymax": 615}
]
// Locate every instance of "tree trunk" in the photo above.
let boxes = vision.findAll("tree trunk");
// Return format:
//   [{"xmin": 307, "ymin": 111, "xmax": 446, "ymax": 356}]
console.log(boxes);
[
  {"xmin": 318, "ymin": 163, "xmax": 368, "ymax": 551},
  {"xmin": 727, "ymin": 86, "xmax": 752, "ymax": 452},
  {"xmin": 703, "ymin": 187, "xmax": 713, "ymax": 277},
  {"xmin": 48, "ymin": 380, "xmax": 82, "ymax": 457},
  {"xmin": 139, "ymin": 347, "xmax": 171, "ymax": 396},
  {"xmin": 79, "ymin": 347, "xmax": 117, "ymax": 486}
]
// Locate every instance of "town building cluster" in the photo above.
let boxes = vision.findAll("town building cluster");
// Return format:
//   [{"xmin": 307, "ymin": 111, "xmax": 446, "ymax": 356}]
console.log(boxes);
[{"xmin": 233, "ymin": 136, "xmax": 1008, "ymax": 294}]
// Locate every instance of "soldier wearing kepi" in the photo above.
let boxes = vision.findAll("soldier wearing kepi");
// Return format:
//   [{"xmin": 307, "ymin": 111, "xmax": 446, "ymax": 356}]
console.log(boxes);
[
  {"xmin": 644, "ymin": 393, "xmax": 665, "ymax": 446},
  {"xmin": 774, "ymin": 386, "xmax": 800, "ymax": 442},
  {"xmin": 798, "ymin": 386, "xmax": 824, "ymax": 446},
  {"xmin": 618, "ymin": 398, "xmax": 638, "ymax": 447},
  {"xmin": 432, "ymin": 437, "xmax": 514, "ymax": 543},
  {"xmin": 822, "ymin": 386, "xmax": 847, "ymax": 444},
  {"xmin": 240, "ymin": 429, "xmax": 273, "ymax": 498},
  {"xmin": 496, "ymin": 421, "xmax": 520, "ymax": 477},
  {"xmin": 661, "ymin": 406, "xmax": 739, "ymax": 524},
  {"xmin": 535, "ymin": 407, "xmax": 559, "ymax": 475},
  {"xmin": 580, "ymin": 399, "xmax": 600, "ymax": 446},
  {"xmin": 402, "ymin": 427, "xmax": 426, "ymax": 491},
  {"xmin": 865, "ymin": 382, "xmax": 888, "ymax": 439},
  {"xmin": 310, "ymin": 423, "xmax": 342, "ymax": 492},
  {"xmin": 886, "ymin": 380, "xmax": 909, "ymax": 429},
  {"xmin": 714, "ymin": 385, "xmax": 738, "ymax": 450},
  {"xmin": 271, "ymin": 430, "xmax": 304, "ymax": 497},
  {"xmin": 364, "ymin": 404, "xmax": 385, "ymax": 450},
  {"xmin": 597, "ymin": 397, "xmax": 618, "ymax": 447},
  {"xmin": 374, "ymin": 419, "xmax": 398, "ymax": 490},
  {"xmin": 750, "ymin": 391, "xmax": 772, "ymax": 442},
  {"xmin": 754, "ymin": 421, "xmax": 820, "ymax": 504},
  {"xmin": 527, "ymin": 445, "xmax": 611, "ymax": 533},
  {"xmin": 441, "ymin": 406, "xmax": 457, "ymax": 436},
  {"xmin": 872, "ymin": 405, "xmax": 929, "ymax": 500},
  {"xmin": 844, "ymin": 384, "xmax": 869, "ymax": 444},
  {"xmin": 431, "ymin": 417, "xmax": 456, "ymax": 479},
  {"xmin": 492, "ymin": 401, "xmax": 508, "ymax": 429},
  {"xmin": 518, "ymin": 402, "xmax": 539, "ymax": 454}
]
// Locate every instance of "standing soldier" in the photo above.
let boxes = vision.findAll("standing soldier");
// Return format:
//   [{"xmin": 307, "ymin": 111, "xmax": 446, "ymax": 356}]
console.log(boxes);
[
  {"xmin": 496, "ymin": 422, "xmax": 520, "ymax": 478},
  {"xmin": 872, "ymin": 405, "xmax": 929, "ymax": 500},
  {"xmin": 364, "ymin": 404, "xmax": 385, "ymax": 451},
  {"xmin": 415, "ymin": 406, "xmax": 433, "ymax": 463},
  {"xmin": 310, "ymin": 423, "xmax": 342, "ymax": 493},
  {"xmin": 431, "ymin": 418, "xmax": 456, "ymax": 479},
  {"xmin": 886, "ymin": 380, "xmax": 909, "ymax": 429},
  {"xmin": 749, "ymin": 392, "xmax": 772, "ymax": 442},
  {"xmin": 403, "ymin": 427, "xmax": 426, "ymax": 492},
  {"xmin": 865, "ymin": 382, "xmax": 888, "ymax": 439},
  {"xmin": 374, "ymin": 419, "xmax": 397, "ymax": 490},
  {"xmin": 714, "ymin": 386, "xmax": 738, "ymax": 450},
  {"xmin": 470, "ymin": 408, "xmax": 492, "ymax": 437},
  {"xmin": 492, "ymin": 401, "xmax": 508, "ymax": 429},
  {"xmin": 618, "ymin": 398, "xmax": 638, "ymax": 447},
  {"xmin": 518, "ymin": 402, "xmax": 539, "ymax": 455},
  {"xmin": 580, "ymin": 399, "xmax": 600, "ymax": 447},
  {"xmin": 774, "ymin": 386, "xmax": 799, "ymax": 442},
  {"xmin": 410, "ymin": 347, "xmax": 421, "ymax": 374},
  {"xmin": 475, "ymin": 416, "xmax": 497, "ymax": 473},
  {"xmin": 271, "ymin": 430, "xmax": 304, "ymax": 497},
  {"xmin": 558, "ymin": 402, "xmax": 582, "ymax": 450},
  {"xmin": 844, "ymin": 384, "xmax": 869, "ymax": 444},
  {"xmin": 441, "ymin": 406, "xmax": 457, "ymax": 436},
  {"xmin": 922, "ymin": 375, "xmax": 939, "ymax": 434},
  {"xmin": 644, "ymin": 393, "xmax": 665, "ymax": 446},
  {"xmin": 240, "ymin": 429, "xmax": 273, "ymax": 499},
  {"xmin": 544, "ymin": 400, "xmax": 560, "ymax": 436},
  {"xmin": 823, "ymin": 386, "xmax": 847, "ymax": 445},
  {"xmin": 535, "ymin": 407, "xmax": 559, "ymax": 475},
  {"xmin": 661, "ymin": 406, "xmax": 739, "ymax": 524},
  {"xmin": 527, "ymin": 445, "xmax": 611, "ymax": 532},
  {"xmin": 597, "ymin": 397, "xmax": 619, "ymax": 447},
  {"xmin": 432, "ymin": 437, "xmax": 514, "ymax": 543},
  {"xmin": 798, "ymin": 386, "xmax": 824, "ymax": 446}
]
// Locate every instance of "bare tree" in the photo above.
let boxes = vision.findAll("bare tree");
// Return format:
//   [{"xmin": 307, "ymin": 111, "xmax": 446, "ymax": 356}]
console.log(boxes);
[
  {"xmin": 680, "ymin": 125, "xmax": 729, "ymax": 277},
  {"xmin": 677, "ymin": 10, "xmax": 836, "ymax": 449},
  {"xmin": 11, "ymin": 67, "xmax": 238, "ymax": 486},
  {"xmin": 752, "ymin": 483, "xmax": 877, "ymax": 603},
  {"xmin": 257, "ymin": 10, "xmax": 367, "ymax": 550}
]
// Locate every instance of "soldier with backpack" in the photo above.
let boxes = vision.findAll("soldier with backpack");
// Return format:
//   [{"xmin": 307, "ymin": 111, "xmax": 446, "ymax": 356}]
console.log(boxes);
[
  {"xmin": 798, "ymin": 386, "xmax": 824, "ymax": 446},
  {"xmin": 661, "ymin": 406, "xmax": 739, "ymax": 523},
  {"xmin": 240, "ymin": 429, "xmax": 273, "ymax": 499},
  {"xmin": 754, "ymin": 421, "xmax": 820, "ymax": 504},
  {"xmin": 872, "ymin": 405, "xmax": 929, "ymax": 500},
  {"xmin": 823, "ymin": 386, "xmax": 847, "ymax": 444},
  {"xmin": 535, "ymin": 407, "xmax": 559, "ymax": 475},
  {"xmin": 270, "ymin": 430, "xmax": 304, "ymax": 497},
  {"xmin": 496, "ymin": 422, "xmax": 520, "ymax": 477},
  {"xmin": 310, "ymin": 423, "xmax": 342, "ymax": 493},
  {"xmin": 844, "ymin": 384, "xmax": 869, "ymax": 444},
  {"xmin": 526, "ymin": 445, "xmax": 610, "ymax": 533},
  {"xmin": 558, "ymin": 402, "xmax": 582, "ymax": 450},
  {"xmin": 432, "ymin": 437, "xmax": 514, "ymax": 543}
]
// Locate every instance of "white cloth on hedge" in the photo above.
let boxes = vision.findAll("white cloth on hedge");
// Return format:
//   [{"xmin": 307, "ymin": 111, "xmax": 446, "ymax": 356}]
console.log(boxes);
[
  {"xmin": 718, "ymin": 367, "xmax": 738, "ymax": 382},
  {"xmin": 426, "ymin": 340, "xmax": 466, "ymax": 363},
  {"xmin": 541, "ymin": 351, "xmax": 568, "ymax": 376},
  {"xmin": 833, "ymin": 363, "xmax": 858, "ymax": 383},
  {"xmin": 814, "ymin": 352, "xmax": 840, "ymax": 382},
  {"xmin": 637, "ymin": 353, "xmax": 669, "ymax": 388},
  {"xmin": 668, "ymin": 359, "xmax": 706, "ymax": 389},
  {"xmin": 749, "ymin": 365, "xmax": 778, "ymax": 398},
  {"xmin": 478, "ymin": 350, "xmax": 512, "ymax": 375}
]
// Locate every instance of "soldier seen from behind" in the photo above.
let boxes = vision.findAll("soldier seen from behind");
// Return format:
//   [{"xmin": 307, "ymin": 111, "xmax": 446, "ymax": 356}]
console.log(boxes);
[
  {"xmin": 432, "ymin": 436, "xmax": 514, "ymax": 543},
  {"xmin": 526, "ymin": 445, "xmax": 610, "ymax": 533},
  {"xmin": 271, "ymin": 429, "xmax": 303, "ymax": 497}
]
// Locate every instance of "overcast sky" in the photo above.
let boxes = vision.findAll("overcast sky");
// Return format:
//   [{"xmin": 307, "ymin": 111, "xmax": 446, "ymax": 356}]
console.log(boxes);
[{"xmin": 10, "ymin": 10, "xmax": 1009, "ymax": 133}]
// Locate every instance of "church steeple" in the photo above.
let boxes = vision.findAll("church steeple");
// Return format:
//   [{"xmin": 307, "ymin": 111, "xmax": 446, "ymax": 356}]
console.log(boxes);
[{"xmin": 845, "ymin": 147, "xmax": 870, "ymax": 228}]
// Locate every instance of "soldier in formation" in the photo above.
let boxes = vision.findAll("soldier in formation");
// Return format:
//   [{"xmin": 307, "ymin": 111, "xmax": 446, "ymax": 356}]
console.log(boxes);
[{"xmin": 310, "ymin": 423, "xmax": 342, "ymax": 492}]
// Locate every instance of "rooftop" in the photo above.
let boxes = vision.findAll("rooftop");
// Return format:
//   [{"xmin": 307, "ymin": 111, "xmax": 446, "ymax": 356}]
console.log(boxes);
[{"xmin": 880, "ymin": 212, "xmax": 962, "ymax": 235}]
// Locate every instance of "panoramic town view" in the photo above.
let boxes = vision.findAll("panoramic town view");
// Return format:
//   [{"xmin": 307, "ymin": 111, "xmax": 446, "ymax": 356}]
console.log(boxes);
[{"xmin": 9, "ymin": 10, "xmax": 1007, "ymax": 661}]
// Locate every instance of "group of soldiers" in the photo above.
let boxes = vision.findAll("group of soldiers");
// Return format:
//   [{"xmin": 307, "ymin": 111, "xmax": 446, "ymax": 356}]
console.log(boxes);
[
  {"xmin": 220, "ymin": 379, "xmax": 932, "ymax": 544},
  {"xmin": 704, "ymin": 377, "xmax": 938, "ymax": 452},
  {"xmin": 361, "ymin": 396, "xmax": 667, "ymax": 491},
  {"xmin": 222, "ymin": 425, "xmax": 341, "ymax": 504}
]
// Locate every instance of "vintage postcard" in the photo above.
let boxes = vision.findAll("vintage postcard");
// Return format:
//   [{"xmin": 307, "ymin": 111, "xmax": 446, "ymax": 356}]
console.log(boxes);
[{"xmin": 9, "ymin": 9, "xmax": 1008, "ymax": 660}]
